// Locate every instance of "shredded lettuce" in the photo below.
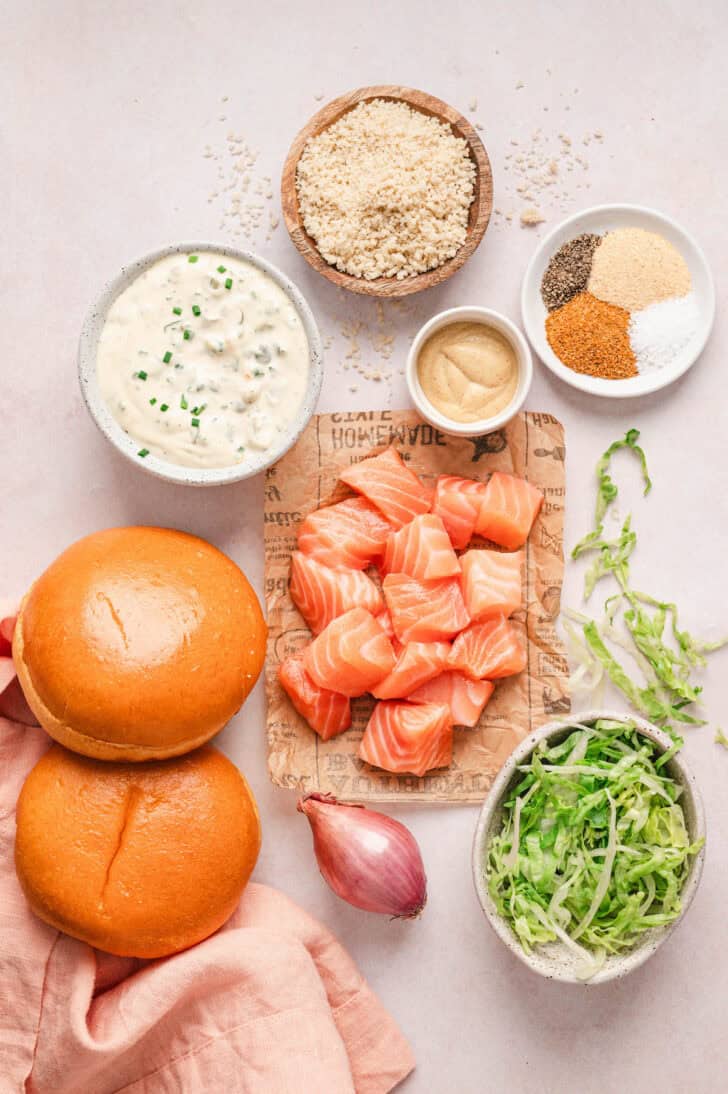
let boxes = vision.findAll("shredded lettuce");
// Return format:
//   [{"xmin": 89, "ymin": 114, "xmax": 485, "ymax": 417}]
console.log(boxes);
[
  {"xmin": 572, "ymin": 428, "xmax": 650, "ymax": 561},
  {"xmin": 715, "ymin": 729, "xmax": 728, "ymax": 750},
  {"xmin": 487, "ymin": 718, "xmax": 703, "ymax": 977},
  {"xmin": 567, "ymin": 430, "xmax": 725, "ymax": 736}
]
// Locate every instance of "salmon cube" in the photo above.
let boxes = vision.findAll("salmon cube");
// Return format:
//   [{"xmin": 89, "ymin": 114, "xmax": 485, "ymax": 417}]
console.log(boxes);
[
  {"xmin": 409, "ymin": 671, "xmax": 495, "ymax": 727},
  {"xmin": 340, "ymin": 447, "xmax": 431, "ymax": 529},
  {"xmin": 431, "ymin": 475, "xmax": 487, "ymax": 550},
  {"xmin": 298, "ymin": 497, "xmax": 392, "ymax": 571},
  {"xmin": 279, "ymin": 655, "xmax": 351, "ymax": 741},
  {"xmin": 383, "ymin": 574, "xmax": 470, "ymax": 644},
  {"xmin": 290, "ymin": 552, "xmax": 383, "ymax": 634},
  {"xmin": 372, "ymin": 641, "xmax": 451, "ymax": 700},
  {"xmin": 475, "ymin": 472, "xmax": 543, "ymax": 550},
  {"xmin": 448, "ymin": 616, "xmax": 526, "ymax": 680},
  {"xmin": 381, "ymin": 514, "xmax": 461, "ymax": 581},
  {"xmin": 460, "ymin": 549, "xmax": 523, "ymax": 621},
  {"xmin": 358, "ymin": 700, "xmax": 453, "ymax": 776},
  {"xmin": 304, "ymin": 607, "xmax": 396, "ymax": 697}
]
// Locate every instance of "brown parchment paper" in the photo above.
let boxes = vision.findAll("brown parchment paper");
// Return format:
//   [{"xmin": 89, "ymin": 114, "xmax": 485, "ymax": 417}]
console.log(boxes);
[{"xmin": 264, "ymin": 410, "xmax": 569, "ymax": 804}]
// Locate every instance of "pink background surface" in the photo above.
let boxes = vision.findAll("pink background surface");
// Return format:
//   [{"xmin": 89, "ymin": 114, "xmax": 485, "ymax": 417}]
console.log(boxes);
[{"xmin": 5, "ymin": 2, "xmax": 727, "ymax": 1090}]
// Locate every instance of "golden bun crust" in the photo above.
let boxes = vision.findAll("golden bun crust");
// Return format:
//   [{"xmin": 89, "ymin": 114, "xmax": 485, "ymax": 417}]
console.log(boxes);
[
  {"xmin": 15, "ymin": 744, "xmax": 261, "ymax": 958},
  {"xmin": 13, "ymin": 526, "xmax": 266, "ymax": 761}
]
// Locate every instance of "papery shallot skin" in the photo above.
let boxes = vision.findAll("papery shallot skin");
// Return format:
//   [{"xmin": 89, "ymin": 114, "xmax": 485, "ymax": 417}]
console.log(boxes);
[{"xmin": 297, "ymin": 793, "xmax": 427, "ymax": 918}]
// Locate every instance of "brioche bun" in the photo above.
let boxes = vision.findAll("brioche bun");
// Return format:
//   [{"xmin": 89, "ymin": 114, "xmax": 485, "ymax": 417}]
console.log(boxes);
[
  {"xmin": 13, "ymin": 526, "xmax": 266, "ymax": 761},
  {"xmin": 15, "ymin": 744, "xmax": 261, "ymax": 958}
]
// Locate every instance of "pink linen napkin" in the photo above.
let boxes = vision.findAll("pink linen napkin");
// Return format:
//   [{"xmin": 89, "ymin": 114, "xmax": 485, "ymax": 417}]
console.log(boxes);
[{"xmin": 0, "ymin": 623, "xmax": 415, "ymax": 1093}]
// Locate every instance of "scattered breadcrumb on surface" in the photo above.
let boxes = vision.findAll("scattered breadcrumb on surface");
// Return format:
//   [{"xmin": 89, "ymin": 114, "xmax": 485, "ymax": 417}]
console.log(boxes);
[
  {"xmin": 469, "ymin": 98, "xmax": 478, "ymax": 112},
  {"xmin": 314, "ymin": 92, "xmax": 324, "ymax": 101},
  {"xmin": 320, "ymin": 296, "xmax": 424, "ymax": 392},
  {"xmin": 295, "ymin": 98, "xmax": 475, "ymax": 280},
  {"xmin": 203, "ymin": 127, "xmax": 277, "ymax": 241},
  {"xmin": 515, "ymin": 80, "xmax": 524, "ymax": 90},
  {"xmin": 520, "ymin": 207, "xmax": 545, "ymax": 227},
  {"xmin": 493, "ymin": 125, "xmax": 608, "ymax": 229}
]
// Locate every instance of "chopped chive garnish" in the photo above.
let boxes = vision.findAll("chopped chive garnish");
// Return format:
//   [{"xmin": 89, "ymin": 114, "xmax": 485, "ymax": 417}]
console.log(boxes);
[
  {"xmin": 192, "ymin": 304, "xmax": 201, "ymax": 316},
  {"xmin": 138, "ymin": 448, "xmax": 150, "ymax": 458},
  {"xmin": 172, "ymin": 306, "xmax": 182, "ymax": 316},
  {"xmin": 191, "ymin": 417, "xmax": 200, "ymax": 428},
  {"xmin": 180, "ymin": 395, "xmax": 188, "ymax": 410},
  {"xmin": 217, "ymin": 264, "xmax": 226, "ymax": 273},
  {"xmin": 136, "ymin": 370, "xmax": 148, "ymax": 381},
  {"xmin": 183, "ymin": 329, "xmax": 192, "ymax": 340},
  {"xmin": 253, "ymin": 368, "xmax": 264, "ymax": 377},
  {"xmin": 225, "ymin": 277, "xmax": 233, "ymax": 290},
  {"xmin": 188, "ymin": 255, "xmax": 199, "ymax": 263},
  {"xmin": 149, "ymin": 397, "xmax": 157, "ymax": 406},
  {"xmin": 163, "ymin": 351, "xmax": 172, "ymax": 363},
  {"xmin": 160, "ymin": 403, "xmax": 169, "ymax": 412}
]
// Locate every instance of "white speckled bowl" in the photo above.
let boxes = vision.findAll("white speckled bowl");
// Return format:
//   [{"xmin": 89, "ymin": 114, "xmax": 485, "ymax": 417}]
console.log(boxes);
[
  {"xmin": 472, "ymin": 709, "xmax": 706, "ymax": 984},
  {"xmin": 78, "ymin": 242, "xmax": 323, "ymax": 486}
]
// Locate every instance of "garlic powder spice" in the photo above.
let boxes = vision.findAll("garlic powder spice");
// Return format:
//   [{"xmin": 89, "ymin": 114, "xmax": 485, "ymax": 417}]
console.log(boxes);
[
  {"xmin": 296, "ymin": 99, "xmax": 476, "ymax": 280},
  {"xmin": 588, "ymin": 227, "xmax": 691, "ymax": 312}
]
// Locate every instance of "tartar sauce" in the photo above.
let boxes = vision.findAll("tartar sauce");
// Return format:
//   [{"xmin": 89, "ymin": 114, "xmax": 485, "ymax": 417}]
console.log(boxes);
[{"xmin": 96, "ymin": 252, "xmax": 311, "ymax": 468}]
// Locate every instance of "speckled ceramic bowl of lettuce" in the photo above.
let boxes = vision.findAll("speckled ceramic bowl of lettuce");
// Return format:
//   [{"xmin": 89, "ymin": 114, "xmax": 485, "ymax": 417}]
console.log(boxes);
[
  {"xmin": 472, "ymin": 709, "xmax": 705, "ymax": 985},
  {"xmin": 78, "ymin": 241, "xmax": 323, "ymax": 486}
]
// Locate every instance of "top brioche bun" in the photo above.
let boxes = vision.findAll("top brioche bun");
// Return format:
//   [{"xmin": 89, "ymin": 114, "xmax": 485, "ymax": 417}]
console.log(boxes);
[{"xmin": 13, "ymin": 526, "xmax": 266, "ymax": 761}]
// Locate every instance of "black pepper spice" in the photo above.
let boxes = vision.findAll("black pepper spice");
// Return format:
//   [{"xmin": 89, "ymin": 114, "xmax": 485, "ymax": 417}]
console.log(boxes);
[{"xmin": 541, "ymin": 233, "xmax": 602, "ymax": 311}]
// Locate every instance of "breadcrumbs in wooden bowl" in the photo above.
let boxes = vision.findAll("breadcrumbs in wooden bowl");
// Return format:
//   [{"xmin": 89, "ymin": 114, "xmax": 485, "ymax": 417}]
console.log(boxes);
[{"xmin": 281, "ymin": 86, "xmax": 493, "ymax": 298}]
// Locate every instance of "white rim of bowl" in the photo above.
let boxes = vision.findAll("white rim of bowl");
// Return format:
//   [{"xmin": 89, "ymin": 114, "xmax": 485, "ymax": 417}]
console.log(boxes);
[
  {"xmin": 405, "ymin": 306, "xmax": 533, "ymax": 435},
  {"xmin": 78, "ymin": 241, "xmax": 324, "ymax": 486},
  {"xmin": 471, "ymin": 707, "xmax": 706, "ymax": 985},
  {"xmin": 520, "ymin": 203, "xmax": 716, "ymax": 399}
]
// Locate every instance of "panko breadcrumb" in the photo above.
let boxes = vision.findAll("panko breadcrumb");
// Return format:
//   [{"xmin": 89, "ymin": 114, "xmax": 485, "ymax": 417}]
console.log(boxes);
[{"xmin": 296, "ymin": 99, "xmax": 476, "ymax": 280}]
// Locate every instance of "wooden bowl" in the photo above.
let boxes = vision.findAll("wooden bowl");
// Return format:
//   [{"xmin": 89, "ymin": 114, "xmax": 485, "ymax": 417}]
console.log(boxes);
[{"xmin": 281, "ymin": 86, "xmax": 493, "ymax": 298}]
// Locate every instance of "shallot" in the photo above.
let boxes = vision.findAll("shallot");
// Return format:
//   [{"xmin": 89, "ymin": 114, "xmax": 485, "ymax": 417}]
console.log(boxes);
[{"xmin": 297, "ymin": 793, "xmax": 427, "ymax": 918}]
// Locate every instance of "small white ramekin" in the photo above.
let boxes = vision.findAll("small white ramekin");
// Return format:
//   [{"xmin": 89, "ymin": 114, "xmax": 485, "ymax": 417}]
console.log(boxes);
[{"xmin": 405, "ymin": 306, "xmax": 533, "ymax": 436}]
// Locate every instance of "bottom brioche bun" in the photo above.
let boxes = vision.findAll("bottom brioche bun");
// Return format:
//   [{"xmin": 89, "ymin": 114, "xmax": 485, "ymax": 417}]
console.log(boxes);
[{"xmin": 15, "ymin": 744, "xmax": 261, "ymax": 958}]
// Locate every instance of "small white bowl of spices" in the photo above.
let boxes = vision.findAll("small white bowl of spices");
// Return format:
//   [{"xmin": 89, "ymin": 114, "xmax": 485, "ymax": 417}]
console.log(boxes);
[
  {"xmin": 406, "ymin": 306, "xmax": 533, "ymax": 436},
  {"xmin": 79, "ymin": 242, "xmax": 323, "ymax": 485},
  {"xmin": 521, "ymin": 204, "xmax": 714, "ymax": 398}
]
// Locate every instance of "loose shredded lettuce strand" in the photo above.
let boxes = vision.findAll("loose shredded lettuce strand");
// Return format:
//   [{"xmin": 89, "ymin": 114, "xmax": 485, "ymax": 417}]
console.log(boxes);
[
  {"xmin": 487, "ymin": 718, "xmax": 703, "ymax": 977},
  {"xmin": 566, "ymin": 430, "xmax": 726, "ymax": 737},
  {"xmin": 572, "ymin": 428, "xmax": 651, "ymax": 560},
  {"xmin": 562, "ymin": 613, "xmax": 606, "ymax": 705},
  {"xmin": 715, "ymin": 729, "xmax": 728, "ymax": 751}
]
